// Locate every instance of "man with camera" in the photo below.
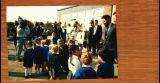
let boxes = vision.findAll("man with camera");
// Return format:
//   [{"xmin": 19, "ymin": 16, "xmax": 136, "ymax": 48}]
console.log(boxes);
[
  {"xmin": 70, "ymin": 21, "xmax": 81, "ymax": 39},
  {"xmin": 15, "ymin": 16, "xmax": 30, "ymax": 62}
]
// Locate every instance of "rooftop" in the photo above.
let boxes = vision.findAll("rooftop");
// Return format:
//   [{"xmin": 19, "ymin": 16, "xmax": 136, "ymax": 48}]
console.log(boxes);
[{"xmin": 57, "ymin": 5, "xmax": 79, "ymax": 11}]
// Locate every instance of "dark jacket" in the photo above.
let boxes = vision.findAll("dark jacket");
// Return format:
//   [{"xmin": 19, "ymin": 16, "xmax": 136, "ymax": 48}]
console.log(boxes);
[
  {"xmin": 103, "ymin": 23, "xmax": 117, "ymax": 62},
  {"xmin": 59, "ymin": 44, "xmax": 69, "ymax": 60},
  {"xmin": 53, "ymin": 26, "xmax": 63, "ymax": 39},
  {"xmin": 88, "ymin": 26, "xmax": 94, "ymax": 40},
  {"xmin": 32, "ymin": 26, "xmax": 43, "ymax": 38},
  {"xmin": 92, "ymin": 25, "xmax": 102, "ymax": 42}
]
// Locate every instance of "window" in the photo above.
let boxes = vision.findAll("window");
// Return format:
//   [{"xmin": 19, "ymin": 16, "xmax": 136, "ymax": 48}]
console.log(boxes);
[
  {"xmin": 94, "ymin": 8, "xmax": 104, "ymax": 17},
  {"xmin": 77, "ymin": 11, "xmax": 85, "ymax": 19},
  {"xmin": 66, "ymin": 14, "xmax": 71, "ymax": 20},
  {"xmin": 71, "ymin": 13, "xmax": 77, "ymax": 19},
  {"xmin": 83, "ymin": 18, "xmax": 92, "ymax": 31},
  {"xmin": 85, "ymin": 10, "xmax": 94, "ymax": 18}
]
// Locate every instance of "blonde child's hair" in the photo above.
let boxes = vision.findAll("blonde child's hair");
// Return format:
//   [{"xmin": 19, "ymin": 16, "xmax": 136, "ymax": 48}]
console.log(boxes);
[
  {"xmin": 80, "ymin": 53, "xmax": 92, "ymax": 65},
  {"xmin": 51, "ymin": 45, "xmax": 59, "ymax": 54},
  {"xmin": 41, "ymin": 39, "xmax": 46, "ymax": 46}
]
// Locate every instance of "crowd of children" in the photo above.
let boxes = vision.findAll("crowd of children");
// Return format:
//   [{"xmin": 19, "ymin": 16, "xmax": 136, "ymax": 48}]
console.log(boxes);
[{"xmin": 22, "ymin": 35, "xmax": 114, "ymax": 80}]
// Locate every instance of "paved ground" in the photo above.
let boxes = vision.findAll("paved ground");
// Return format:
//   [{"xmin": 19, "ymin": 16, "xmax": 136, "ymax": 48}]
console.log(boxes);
[{"xmin": 8, "ymin": 38, "xmax": 118, "ymax": 81}]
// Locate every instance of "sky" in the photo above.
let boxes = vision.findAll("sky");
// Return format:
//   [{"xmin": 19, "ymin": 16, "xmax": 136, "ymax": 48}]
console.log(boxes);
[{"xmin": 6, "ymin": 6, "xmax": 71, "ymax": 23}]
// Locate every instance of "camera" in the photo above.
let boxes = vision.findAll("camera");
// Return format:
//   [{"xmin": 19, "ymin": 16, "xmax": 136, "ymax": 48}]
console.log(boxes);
[{"xmin": 18, "ymin": 16, "xmax": 27, "ymax": 29}]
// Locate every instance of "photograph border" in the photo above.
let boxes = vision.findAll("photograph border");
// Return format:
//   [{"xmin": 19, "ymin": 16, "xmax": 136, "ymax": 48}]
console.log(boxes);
[{"xmin": 1, "ymin": 0, "xmax": 159, "ymax": 83}]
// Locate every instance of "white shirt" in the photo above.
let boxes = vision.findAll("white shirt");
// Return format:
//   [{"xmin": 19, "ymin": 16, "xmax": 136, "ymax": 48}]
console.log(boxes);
[
  {"xmin": 36, "ymin": 44, "xmax": 42, "ymax": 46},
  {"xmin": 62, "ymin": 28, "xmax": 65, "ymax": 33},
  {"xmin": 68, "ymin": 55, "xmax": 81, "ymax": 75},
  {"xmin": 93, "ymin": 25, "xmax": 97, "ymax": 35},
  {"xmin": 27, "ymin": 47, "xmax": 33, "ymax": 49},
  {"xmin": 67, "ymin": 27, "xmax": 72, "ymax": 33},
  {"xmin": 81, "ymin": 64, "xmax": 91, "ymax": 67}
]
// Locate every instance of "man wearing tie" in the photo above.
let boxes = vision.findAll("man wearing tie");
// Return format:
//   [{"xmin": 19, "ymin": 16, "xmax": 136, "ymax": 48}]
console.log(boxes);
[
  {"xmin": 101, "ymin": 14, "xmax": 117, "ymax": 64},
  {"xmin": 92, "ymin": 20, "xmax": 102, "ymax": 55}
]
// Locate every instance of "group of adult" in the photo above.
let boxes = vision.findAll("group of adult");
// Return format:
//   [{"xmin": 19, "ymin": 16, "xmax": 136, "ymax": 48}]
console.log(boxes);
[
  {"xmin": 11, "ymin": 11, "xmax": 117, "ymax": 69},
  {"xmin": 11, "ymin": 17, "xmax": 48, "ymax": 61},
  {"xmin": 52, "ymin": 21, "xmax": 81, "ymax": 45},
  {"xmin": 88, "ymin": 11, "xmax": 117, "ymax": 63},
  {"xmin": 40, "ymin": 11, "xmax": 117, "ymax": 64}
]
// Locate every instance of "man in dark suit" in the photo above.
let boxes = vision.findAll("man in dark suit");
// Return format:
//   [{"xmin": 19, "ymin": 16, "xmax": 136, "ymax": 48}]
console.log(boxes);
[
  {"xmin": 53, "ymin": 22, "xmax": 63, "ymax": 44},
  {"xmin": 32, "ymin": 22, "xmax": 43, "ymax": 40},
  {"xmin": 92, "ymin": 20, "xmax": 102, "ymax": 55},
  {"xmin": 87, "ymin": 20, "xmax": 94, "ymax": 52},
  {"xmin": 101, "ymin": 14, "xmax": 117, "ymax": 64},
  {"xmin": 61, "ymin": 25, "xmax": 67, "ymax": 43},
  {"xmin": 57, "ymin": 39, "xmax": 69, "ymax": 74}
]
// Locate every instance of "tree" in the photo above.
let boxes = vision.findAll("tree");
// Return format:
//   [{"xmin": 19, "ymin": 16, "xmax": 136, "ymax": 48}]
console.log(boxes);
[{"xmin": 45, "ymin": 21, "xmax": 53, "ymax": 36}]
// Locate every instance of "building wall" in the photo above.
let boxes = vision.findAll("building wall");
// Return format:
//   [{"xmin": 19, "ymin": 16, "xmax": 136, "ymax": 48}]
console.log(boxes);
[
  {"xmin": 103, "ymin": 5, "xmax": 113, "ymax": 16},
  {"xmin": 111, "ymin": 5, "xmax": 116, "ymax": 23},
  {"xmin": 57, "ymin": 15, "xmax": 60, "ymax": 22}
]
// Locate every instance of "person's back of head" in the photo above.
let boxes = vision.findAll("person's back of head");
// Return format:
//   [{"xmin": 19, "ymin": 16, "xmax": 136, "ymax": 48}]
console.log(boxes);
[
  {"xmin": 80, "ymin": 53, "xmax": 92, "ymax": 65},
  {"xmin": 98, "ymin": 48, "xmax": 111, "ymax": 62},
  {"xmin": 35, "ymin": 38, "xmax": 41, "ymax": 44},
  {"xmin": 45, "ymin": 39, "xmax": 51, "ymax": 46},
  {"xmin": 25, "ymin": 41, "xmax": 33, "ymax": 47},
  {"xmin": 51, "ymin": 45, "xmax": 59, "ymax": 54}
]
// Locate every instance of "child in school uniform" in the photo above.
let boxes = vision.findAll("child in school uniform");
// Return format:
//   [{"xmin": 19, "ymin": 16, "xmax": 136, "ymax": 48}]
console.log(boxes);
[
  {"xmin": 40, "ymin": 39, "xmax": 45, "ymax": 73},
  {"xmin": 97, "ymin": 48, "xmax": 114, "ymax": 78},
  {"xmin": 47, "ymin": 44, "xmax": 53, "ymax": 79},
  {"xmin": 67, "ymin": 45, "xmax": 81, "ymax": 80},
  {"xmin": 48, "ymin": 45, "xmax": 63, "ymax": 80},
  {"xmin": 33, "ymin": 38, "xmax": 43, "ymax": 75},
  {"xmin": 67, "ymin": 35, "xmax": 82, "ymax": 56},
  {"xmin": 42, "ymin": 39, "xmax": 51, "ymax": 76},
  {"xmin": 73, "ymin": 53, "xmax": 97, "ymax": 79},
  {"xmin": 22, "ymin": 41, "xmax": 35, "ymax": 78}
]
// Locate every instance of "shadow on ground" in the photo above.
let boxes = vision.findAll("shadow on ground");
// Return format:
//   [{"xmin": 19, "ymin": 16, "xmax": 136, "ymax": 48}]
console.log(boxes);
[
  {"xmin": 8, "ymin": 55, "xmax": 23, "ymax": 61},
  {"xmin": 9, "ymin": 71, "xmax": 67, "ymax": 80}
]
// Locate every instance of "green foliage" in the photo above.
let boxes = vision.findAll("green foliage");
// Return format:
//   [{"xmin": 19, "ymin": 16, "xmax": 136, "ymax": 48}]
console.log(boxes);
[
  {"xmin": 6, "ymin": 21, "xmax": 54, "ymax": 36},
  {"xmin": 29, "ymin": 21, "xmax": 34, "ymax": 28},
  {"xmin": 6, "ymin": 21, "xmax": 14, "ymax": 28},
  {"xmin": 45, "ymin": 21, "xmax": 53, "ymax": 36}
]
